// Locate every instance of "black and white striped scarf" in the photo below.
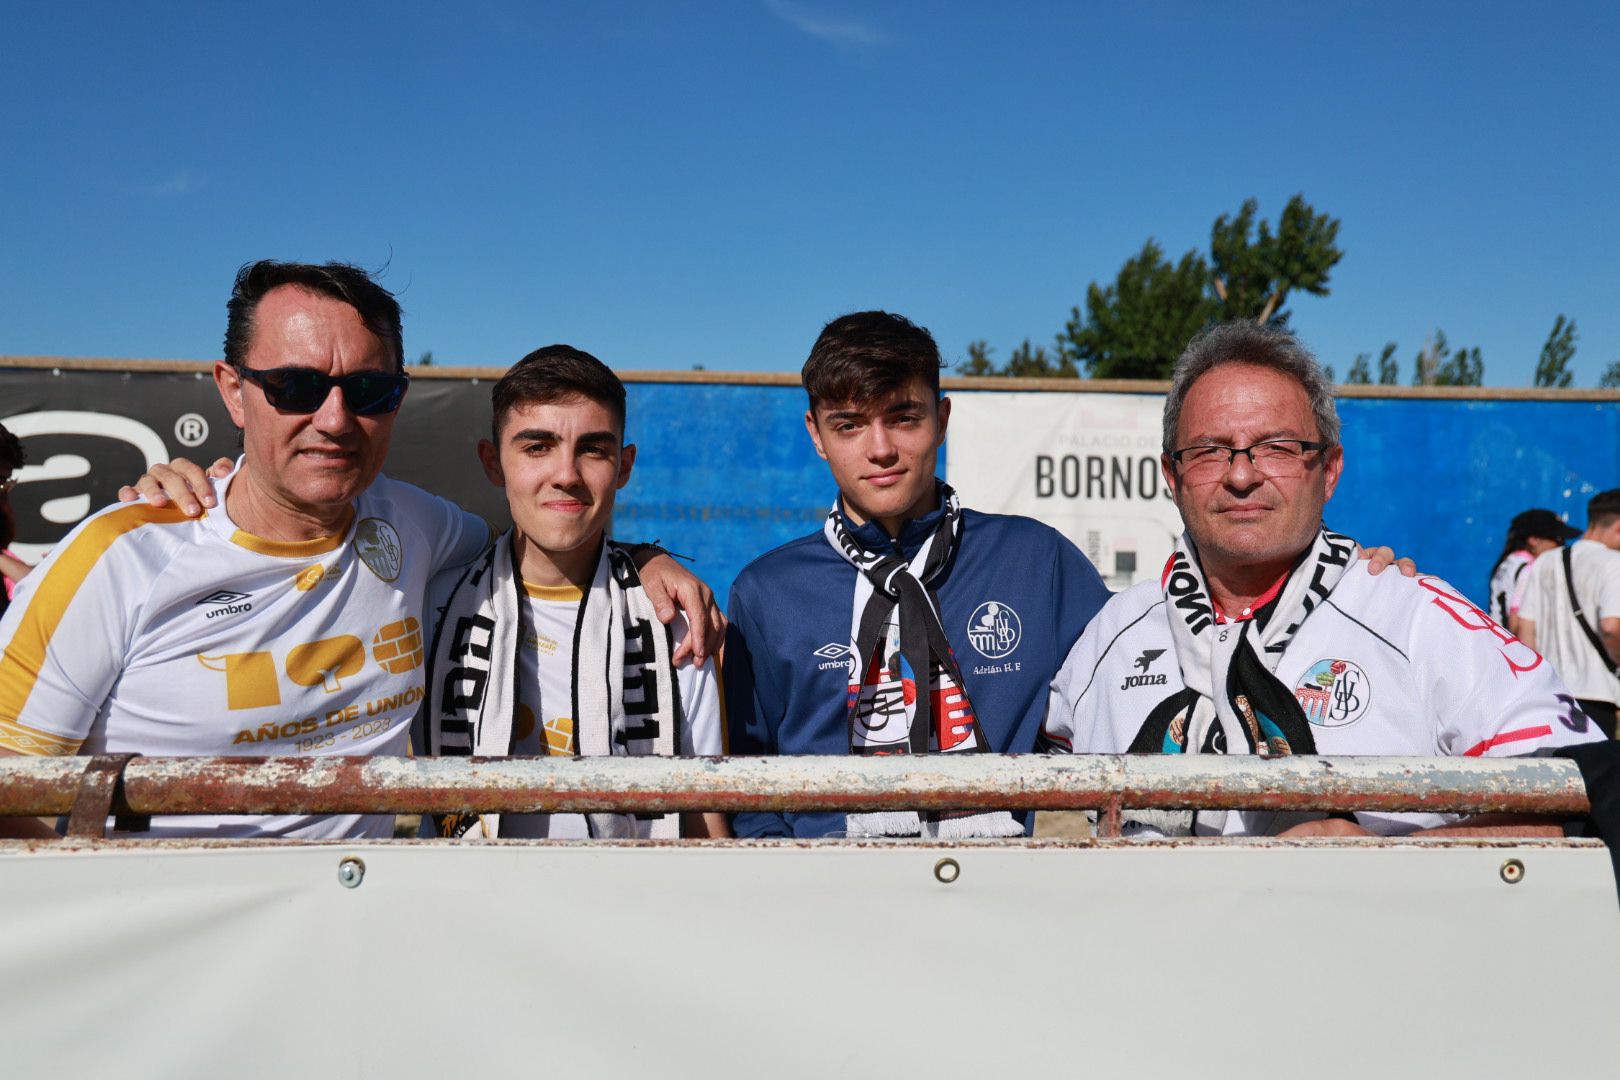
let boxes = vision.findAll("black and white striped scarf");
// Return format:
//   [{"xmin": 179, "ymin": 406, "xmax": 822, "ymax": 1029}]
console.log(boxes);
[
  {"xmin": 824, "ymin": 485, "xmax": 1020, "ymax": 838},
  {"xmin": 418, "ymin": 532, "xmax": 681, "ymax": 839},
  {"xmin": 1128, "ymin": 527, "xmax": 1355, "ymax": 835}
]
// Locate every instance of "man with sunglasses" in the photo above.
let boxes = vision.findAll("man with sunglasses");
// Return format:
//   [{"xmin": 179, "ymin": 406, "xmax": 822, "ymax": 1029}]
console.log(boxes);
[
  {"xmin": 0, "ymin": 262, "xmax": 477, "ymax": 839},
  {"xmin": 1042, "ymin": 321, "xmax": 1600, "ymax": 837},
  {"xmin": 0, "ymin": 261, "xmax": 715, "ymax": 840}
]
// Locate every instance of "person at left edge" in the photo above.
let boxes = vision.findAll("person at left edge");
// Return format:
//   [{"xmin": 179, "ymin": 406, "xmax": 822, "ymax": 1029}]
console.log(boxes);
[
  {"xmin": 0, "ymin": 422, "xmax": 32, "ymax": 621},
  {"xmin": 0, "ymin": 261, "xmax": 716, "ymax": 840}
]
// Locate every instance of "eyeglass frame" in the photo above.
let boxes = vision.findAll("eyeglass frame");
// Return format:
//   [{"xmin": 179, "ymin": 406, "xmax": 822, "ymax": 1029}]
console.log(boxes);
[
  {"xmin": 1166, "ymin": 438, "xmax": 1334, "ymax": 475},
  {"xmin": 0, "ymin": 476, "xmax": 16, "ymax": 496},
  {"xmin": 231, "ymin": 363, "xmax": 411, "ymax": 416}
]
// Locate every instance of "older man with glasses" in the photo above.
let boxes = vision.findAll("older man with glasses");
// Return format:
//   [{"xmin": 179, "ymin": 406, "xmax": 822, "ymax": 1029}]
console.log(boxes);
[
  {"xmin": 0, "ymin": 261, "xmax": 714, "ymax": 841},
  {"xmin": 1041, "ymin": 321, "xmax": 1601, "ymax": 838}
]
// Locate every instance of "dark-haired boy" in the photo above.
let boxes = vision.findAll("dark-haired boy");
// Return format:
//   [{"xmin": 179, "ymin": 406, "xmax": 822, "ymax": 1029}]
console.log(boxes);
[
  {"xmin": 724, "ymin": 312, "xmax": 1113, "ymax": 839},
  {"xmin": 415, "ymin": 346, "xmax": 727, "ymax": 839}
]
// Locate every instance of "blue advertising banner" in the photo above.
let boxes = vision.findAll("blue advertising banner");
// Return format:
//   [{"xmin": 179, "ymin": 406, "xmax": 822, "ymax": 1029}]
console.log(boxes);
[{"xmin": 4, "ymin": 360, "xmax": 1617, "ymax": 612}]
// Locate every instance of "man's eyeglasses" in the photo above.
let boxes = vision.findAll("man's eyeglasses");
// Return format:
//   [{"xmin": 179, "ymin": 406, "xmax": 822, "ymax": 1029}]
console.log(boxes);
[
  {"xmin": 233, "ymin": 365, "xmax": 410, "ymax": 416},
  {"xmin": 1168, "ymin": 439, "xmax": 1332, "ymax": 479},
  {"xmin": 0, "ymin": 476, "xmax": 15, "ymax": 496}
]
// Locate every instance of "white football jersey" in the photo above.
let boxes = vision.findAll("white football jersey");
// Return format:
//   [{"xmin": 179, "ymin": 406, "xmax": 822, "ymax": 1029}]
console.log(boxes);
[
  {"xmin": 0, "ymin": 466, "xmax": 489, "ymax": 838},
  {"xmin": 502, "ymin": 580, "xmax": 722, "ymax": 839},
  {"xmin": 1046, "ymin": 565, "xmax": 1603, "ymax": 835}
]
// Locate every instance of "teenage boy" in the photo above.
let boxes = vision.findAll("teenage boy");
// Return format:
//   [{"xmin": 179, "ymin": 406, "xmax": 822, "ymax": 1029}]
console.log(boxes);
[
  {"xmin": 724, "ymin": 311, "xmax": 1113, "ymax": 839},
  {"xmin": 415, "ymin": 346, "xmax": 727, "ymax": 839}
]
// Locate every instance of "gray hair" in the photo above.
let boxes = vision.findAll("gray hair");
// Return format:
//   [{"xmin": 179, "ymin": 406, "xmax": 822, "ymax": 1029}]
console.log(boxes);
[{"xmin": 1161, "ymin": 322, "xmax": 1341, "ymax": 453}]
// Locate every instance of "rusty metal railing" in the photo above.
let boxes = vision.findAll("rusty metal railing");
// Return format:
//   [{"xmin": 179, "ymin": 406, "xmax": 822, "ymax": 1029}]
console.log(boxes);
[{"xmin": 0, "ymin": 754, "xmax": 1591, "ymax": 838}]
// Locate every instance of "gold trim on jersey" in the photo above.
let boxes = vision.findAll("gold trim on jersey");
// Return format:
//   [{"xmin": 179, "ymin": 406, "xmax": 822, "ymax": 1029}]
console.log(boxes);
[
  {"xmin": 0, "ymin": 503, "xmax": 191, "ymax": 738},
  {"xmin": 0, "ymin": 716, "xmax": 83, "ymax": 756},
  {"xmin": 522, "ymin": 581, "xmax": 584, "ymax": 602},
  {"xmin": 229, "ymin": 507, "xmax": 355, "ymax": 558}
]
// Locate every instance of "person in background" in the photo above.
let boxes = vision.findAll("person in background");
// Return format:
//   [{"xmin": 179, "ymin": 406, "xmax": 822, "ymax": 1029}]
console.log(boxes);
[
  {"xmin": 1517, "ymin": 489, "xmax": 1620, "ymax": 738},
  {"xmin": 1489, "ymin": 508, "xmax": 1579, "ymax": 634},
  {"xmin": 0, "ymin": 423, "xmax": 32, "ymax": 620}
]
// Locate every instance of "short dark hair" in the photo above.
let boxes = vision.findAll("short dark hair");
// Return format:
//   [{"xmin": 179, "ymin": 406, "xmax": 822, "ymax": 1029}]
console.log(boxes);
[
  {"xmin": 802, "ymin": 311, "xmax": 944, "ymax": 411},
  {"xmin": 1163, "ymin": 322, "xmax": 1340, "ymax": 452},
  {"xmin": 0, "ymin": 422, "xmax": 24, "ymax": 472},
  {"xmin": 491, "ymin": 345, "xmax": 626, "ymax": 441},
  {"xmin": 223, "ymin": 260, "xmax": 404, "ymax": 373},
  {"xmin": 1589, "ymin": 489, "xmax": 1620, "ymax": 530}
]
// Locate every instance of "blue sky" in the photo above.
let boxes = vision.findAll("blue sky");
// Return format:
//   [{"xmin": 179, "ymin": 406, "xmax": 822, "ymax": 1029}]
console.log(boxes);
[{"xmin": 3, "ymin": 1, "xmax": 1616, "ymax": 385}]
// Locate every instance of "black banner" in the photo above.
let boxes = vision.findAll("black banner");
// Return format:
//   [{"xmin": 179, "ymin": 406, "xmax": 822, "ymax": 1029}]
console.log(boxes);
[{"xmin": 0, "ymin": 366, "xmax": 510, "ymax": 556}]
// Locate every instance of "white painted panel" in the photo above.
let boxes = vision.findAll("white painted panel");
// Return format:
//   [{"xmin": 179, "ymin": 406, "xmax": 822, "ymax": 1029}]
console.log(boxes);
[
  {"xmin": 947, "ymin": 391, "xmax": 1181, "ymax": 588},
  {"xmin": 1, "ymin": 841, "xmax": 1613, "ymax": 1078}
]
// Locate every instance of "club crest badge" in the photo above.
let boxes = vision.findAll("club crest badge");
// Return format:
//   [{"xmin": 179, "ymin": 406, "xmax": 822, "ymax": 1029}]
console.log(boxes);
[
  {"xmin": 355, "ymin": 518, "xmax": 403, "ymax": 582},
  {"xmin": 966, "ymin": 601, "xmax": 1022, "ymax": 659},
  {"xmin": 1294, "ymin": 658, "xmax": 1370, "ymax": 728}
]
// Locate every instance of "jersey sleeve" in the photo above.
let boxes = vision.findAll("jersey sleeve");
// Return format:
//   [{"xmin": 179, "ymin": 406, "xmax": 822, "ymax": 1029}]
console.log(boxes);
[
  {"xmin": 723, "ymin": 577, "xmax": 789, "ymax": 838},
  {"xmin": 1041, "ymin": 602, "xmax": 1121, "ymax": 755},
  {"xmin": 1507, "ymin": 560, "xmax": 1532, "ymax": 617},
  {"xmin": 673, "ymin": 614, "xmax": 724, "ymax": 756},
  {"xmin": 0, "ymin": 504, "xmax": 184, "ymax": 755},
  {"xmin": 1050, "ymin": 532, "xmax": 1112, "ymax": 658},
  {"xmin": 1408, "ymin": 575, "xmax": 1604, "ymax": 756},
  {"xmin": 407, "ymin": 485, "xmax": 492, "ymax": 576}
]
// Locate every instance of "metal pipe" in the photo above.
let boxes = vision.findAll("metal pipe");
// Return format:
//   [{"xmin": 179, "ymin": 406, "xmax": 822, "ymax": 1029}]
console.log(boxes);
[{"xmin": 0, "ymin": 754, "xmax": 1592, "ymax": 817}]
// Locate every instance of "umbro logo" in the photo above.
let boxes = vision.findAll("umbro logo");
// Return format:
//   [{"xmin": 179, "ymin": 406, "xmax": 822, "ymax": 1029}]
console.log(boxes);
[
  {"xmin": 196, "ymin": 590, "xmax": 253, "ymax": 619},
  {"xmin": 814, "ymin": 642, "xmax": 853, "ymax": 671},
  {"xmin": 1121, "ymin": 648, "xmax": 1168, "ymax": 691}
]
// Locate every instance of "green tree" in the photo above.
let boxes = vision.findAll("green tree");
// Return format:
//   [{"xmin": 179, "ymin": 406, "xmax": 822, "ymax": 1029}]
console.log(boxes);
[
  {"xmin": 1376, "ymin": 342, "xmax": 1399, "ymax": 385},
  {"xmin": 956, "ymin": 338, "xmax": 1077, "ymax": 378},
  {"xmin": 1058, "ymin": 239, "xmax": 1217, "ymax": 378},
  {"xmin": 416, "ymin": 350, "xmax": 434, "ymax": 367},
  {"xmin": 1412, "ymin": 331, "xmax": 1484, "ymax": 387},
  {"xmin": 1599, "ymin": 361, "xmax": 1620, "ymax": 389},
  {"xmin": 957, "ymin": 340, "xmax": 997, "ymax": 376},
  {"xmin": 1348, "ymin": 343, "xmax": 1399, "ymax": 385},
  {"xmin": 1054, "ymin": 195, "xmax": 1343, "ymax": 380},
  {"xmin": 1533, "ymin": 315, "xmax": 1577, "ymax": 388},
  {"xmin": 1209, "ymin": 195, "xmax": 1343, "ymax": 325}
]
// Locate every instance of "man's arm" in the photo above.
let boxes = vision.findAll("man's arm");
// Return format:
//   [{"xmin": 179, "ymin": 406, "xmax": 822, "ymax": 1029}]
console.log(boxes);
[
  {"xmin": 121, "ymin": 459, "xmax": 726, "ymax": 665},
  {"xmin": 628, "ymin": 549, "xmax": 724, "ymax": 666},
  {"xmin": 1515, "ymin": 616, "xmax": 1537, "ymax": 650},
  {"xmin": 0, "ymin": 551, "xmax": 31, "ymax": 585},
  {"xmin": 1599, "ymin": 616, "xmax": 1620, "ymax": 668}
]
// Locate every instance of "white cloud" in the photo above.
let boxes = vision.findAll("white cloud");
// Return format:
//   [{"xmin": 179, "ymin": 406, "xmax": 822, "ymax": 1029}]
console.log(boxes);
[{"xmin": 766, "ymin": 0, "xmax": 884, "ymax": 48}]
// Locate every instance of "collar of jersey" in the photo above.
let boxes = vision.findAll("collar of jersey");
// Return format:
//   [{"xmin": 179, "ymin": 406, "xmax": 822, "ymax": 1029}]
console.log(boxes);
[
  {"xmin": 837, "ymin": 481, "xmax": 949, "ymax": 561},
  {"xmin": 204, "ymin": 463, "xmax": 356, "ymax": 557},
  {"xmin": 523, "ymin": 580, "xmax": 584, "ymax": 602}
]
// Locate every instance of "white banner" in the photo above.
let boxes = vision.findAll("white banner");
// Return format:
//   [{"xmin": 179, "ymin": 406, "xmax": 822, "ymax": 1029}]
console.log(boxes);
[
  {"xmin": 1, "ymin": 840, "xmax": 1616, "ymax": 1077},
  {"xmin": 947, "ymin": 391, "xmax": 1183, "ymax": 589}
]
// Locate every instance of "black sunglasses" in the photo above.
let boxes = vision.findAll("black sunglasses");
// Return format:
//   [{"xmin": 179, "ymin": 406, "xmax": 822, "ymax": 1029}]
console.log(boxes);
[{"xmin": 233, "ymin": 365, "xmax": 410, "ymax": 416}]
